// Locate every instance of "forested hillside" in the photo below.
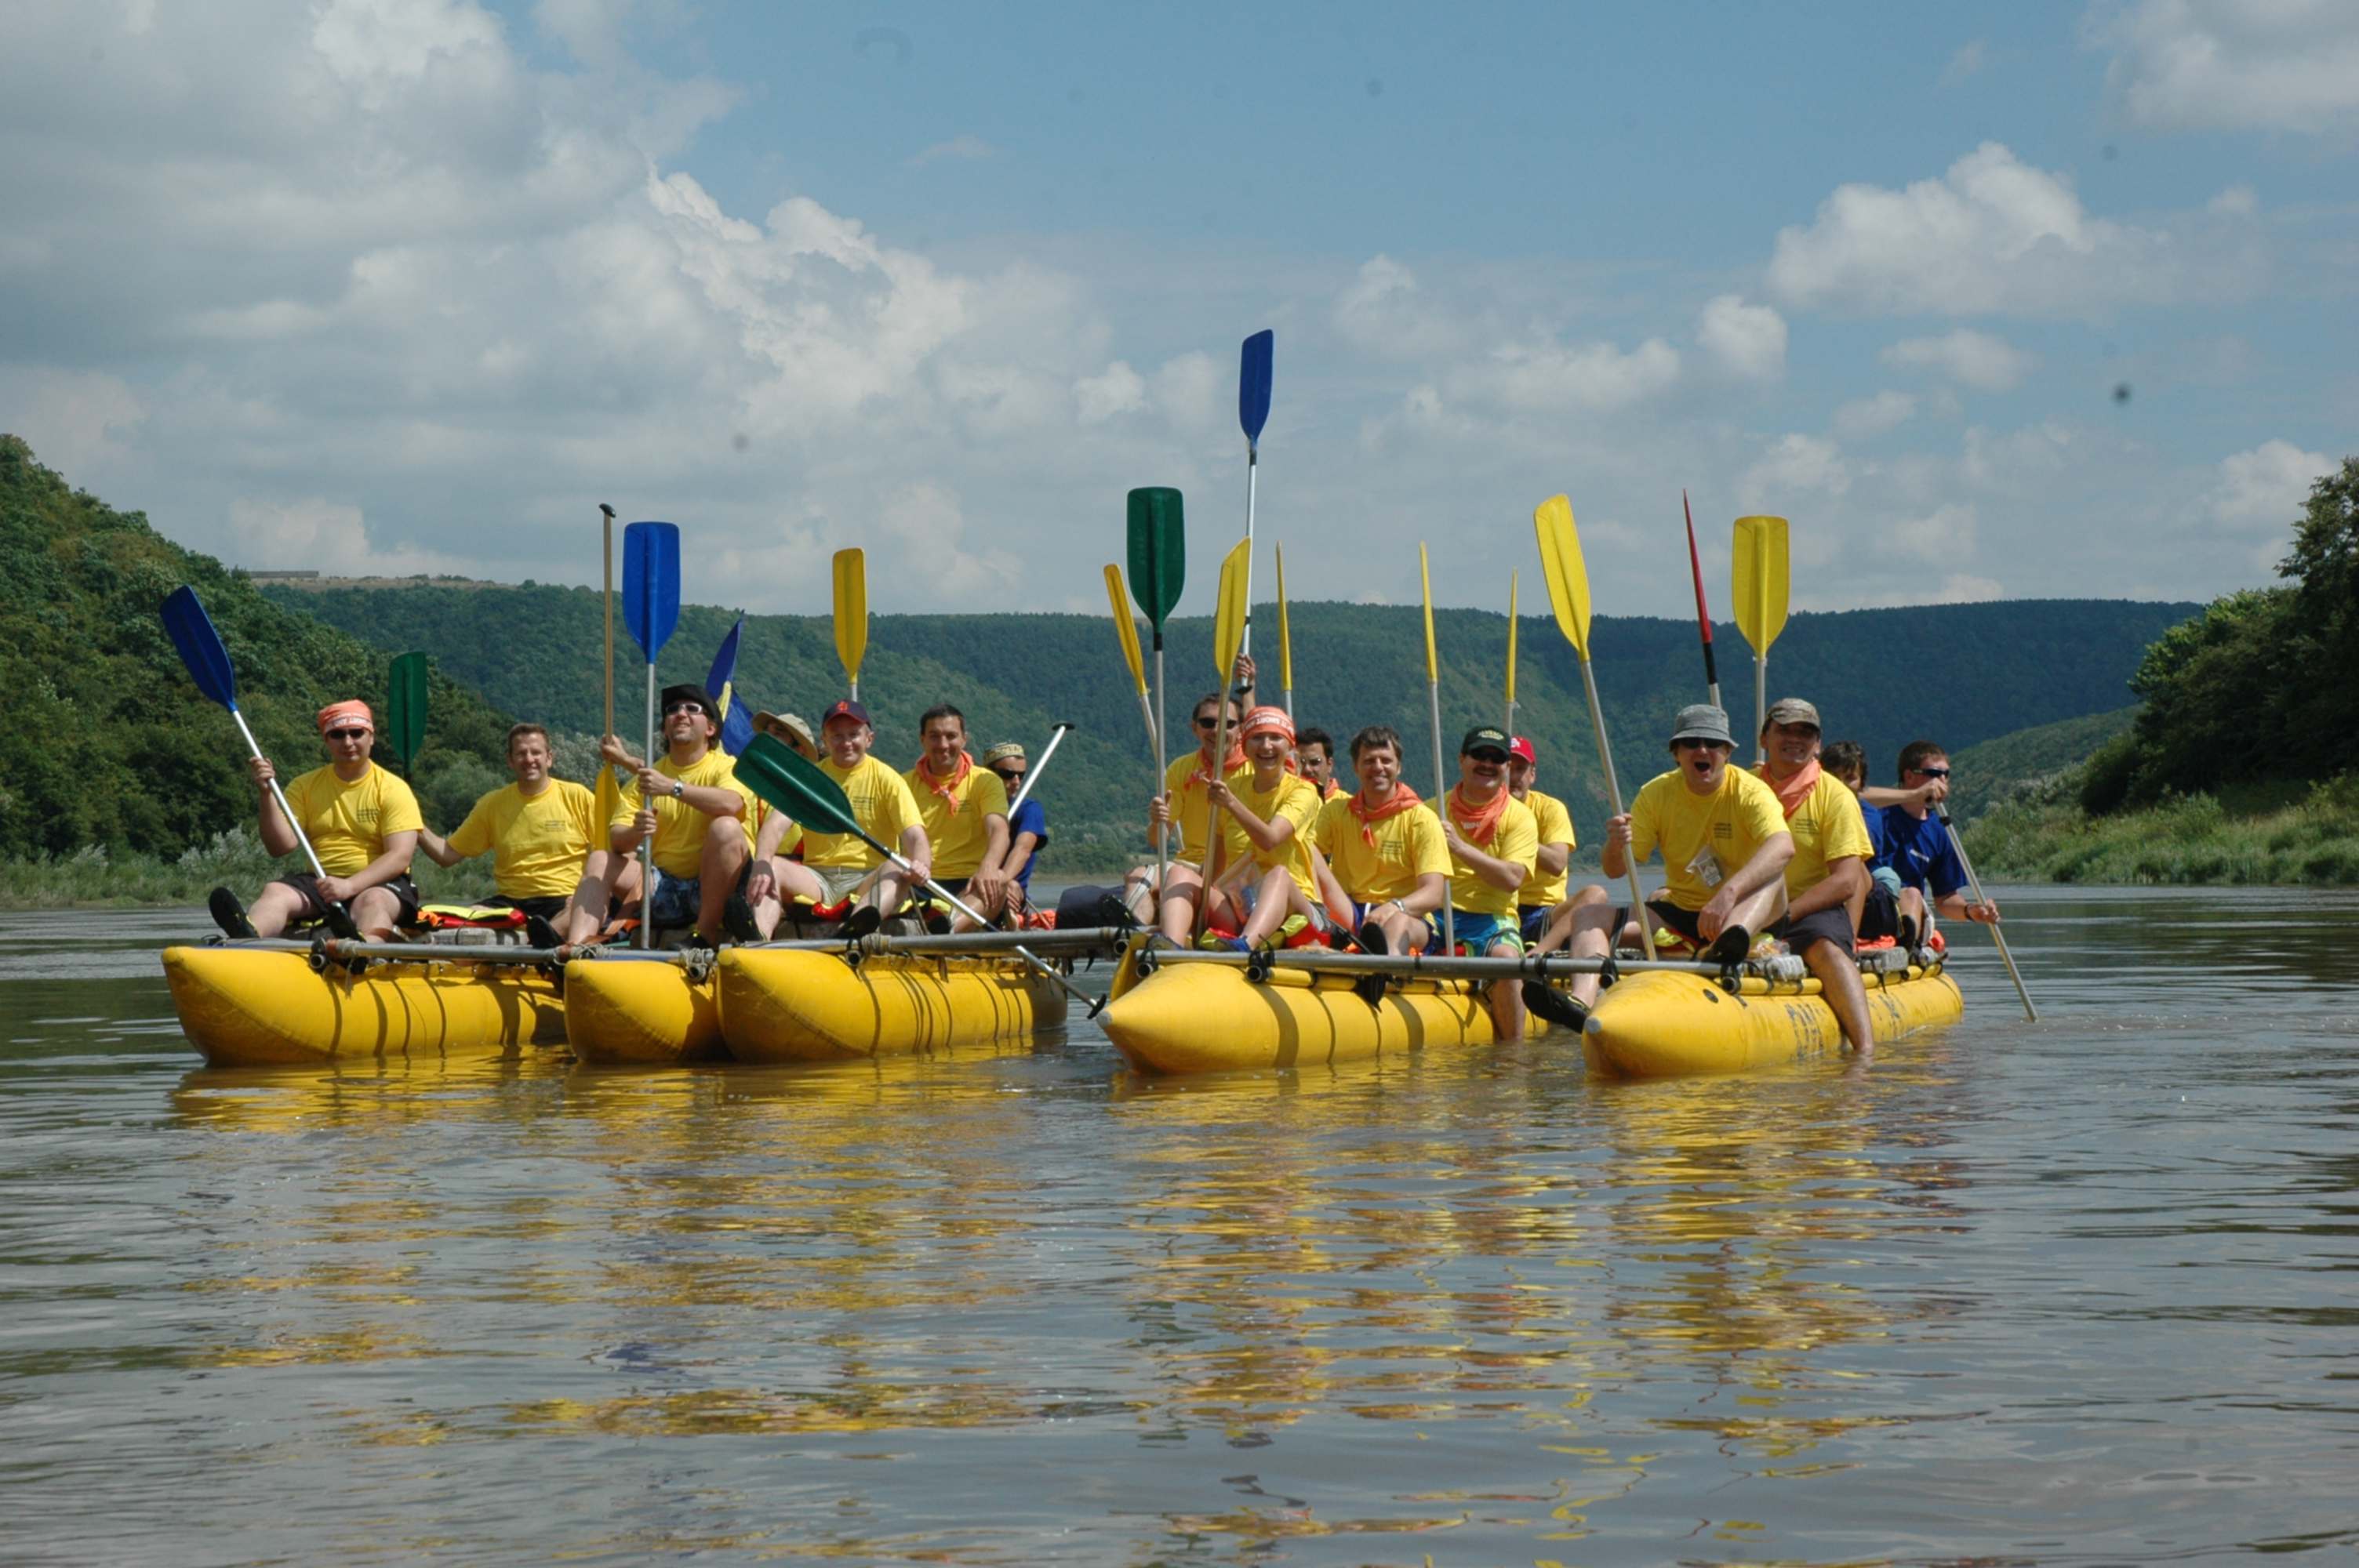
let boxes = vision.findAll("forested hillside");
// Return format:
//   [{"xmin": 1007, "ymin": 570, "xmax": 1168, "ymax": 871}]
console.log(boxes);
[
  {"xmin": 271, "ymin": 577, "xmax": 2192, "ymax": 863},
  {"xmin": 0, "ymin": 437, "xmax": 514, "ymax": 860}
]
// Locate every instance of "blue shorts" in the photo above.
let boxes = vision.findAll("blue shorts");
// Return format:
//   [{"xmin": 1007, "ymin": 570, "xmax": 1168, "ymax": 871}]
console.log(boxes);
[
  {"xmin": 647, "ymin": 872, "xmax": 705, "ymax": 930},
  {"xmin": 1518, "ymin": 905, "xmax": 1553, "ymax": 944},
  {"xmin": 1434, "ymin": 910, "xmax": 1526, "ymax": 956},
  {"xmin": 1349, "ymin": 901, "xmax": 1430, "ymax": 954}
]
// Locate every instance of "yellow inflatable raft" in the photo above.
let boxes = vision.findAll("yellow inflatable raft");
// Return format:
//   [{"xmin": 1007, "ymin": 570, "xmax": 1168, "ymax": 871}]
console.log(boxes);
[
  {"xmin": 1096, "ymin": 942, "xmax": 1496, "ymax": 1074},
  {"xmin": 163, "ymin": 944, "xmax": 568, "ymax": 1068},
  {"xmin": 1583, "ymin": 960, "xmax": 1963, "ymax": 1078},
  {"xmin": 562, "ymin": 955, "xmax": 722, "ymax": 1067},
  {"xmin": 716, "ymin": 946, "xmax": 1069, "ymax": 1062}
]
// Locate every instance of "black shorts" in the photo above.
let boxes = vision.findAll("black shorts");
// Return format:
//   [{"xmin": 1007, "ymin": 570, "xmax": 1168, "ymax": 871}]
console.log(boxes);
[
  {"xmin": 276, "ymin": 872, "xmax": 420, "ymax": 927},
  {"xmin": 482, "ymin": 895, "xmax": 571, "ymax": 921},
  {"xmin": 1856, "ymin": 883, "xmax": 1901, "ymax": 942},
  {"xmin": 1645, "ymin": 900, "xmax": 1707, "ymax": 946},
  {"xmin": 1769, "ymin": 903, "xmax": 1856, "ymax": 956}
]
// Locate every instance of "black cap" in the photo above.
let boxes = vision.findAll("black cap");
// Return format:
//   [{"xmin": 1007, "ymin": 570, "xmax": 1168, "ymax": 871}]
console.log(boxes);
[
  {"xmin": 660, "ymin": 683, "xmax": 719, "ymax": 723},
  {"xmin": 1459, "ymin": 724, "xmax": 1511, "ymax": 757}
]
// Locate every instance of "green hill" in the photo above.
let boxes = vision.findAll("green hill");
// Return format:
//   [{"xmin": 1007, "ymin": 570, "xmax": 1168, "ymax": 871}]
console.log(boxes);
[
  {"xmin": 0, "ymin": 437, "xmax": 515, "ymax": 863},
  {"xmin": 1946, "ymin": 706, "xmax": 2141, "ymax": 822},
  {"xmin": 266, "ymin": 579, "xmax": 2194, "ymax": 866}
]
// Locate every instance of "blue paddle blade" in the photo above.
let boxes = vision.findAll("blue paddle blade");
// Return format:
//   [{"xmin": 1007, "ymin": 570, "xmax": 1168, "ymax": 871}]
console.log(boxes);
[
  {"xmin": 1238, "ymin": 328, "xmax": 1274, "ymax": 445},
  {"xmin": 160, "ymin": 586, "xmax": 239, "ymax": 710},
  {"xmin": 621, "ymin": 521, "xmax": 682, "ymax": 661}
]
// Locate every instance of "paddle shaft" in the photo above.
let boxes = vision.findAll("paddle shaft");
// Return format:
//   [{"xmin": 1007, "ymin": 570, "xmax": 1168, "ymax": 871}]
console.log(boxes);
[
  {"xmin": 1683, "ymin": 492, "xmax": 1721, "ymax": 710},
  {"xmin": 1576, "ymin": 655, "xmax": 1657, "ymax": 962},
  {"xmin": 1235, "ymin": 442, "xmax": 1257, "ymax": 687},
  {"xmin": 1426, "ymin": 674, "xmax": 1455, "ymax": 955},
  {"xmin": 1152, "ymin": 637, "xmax": 1170, "ymax": 887},
  {"xmin": 1005, "ymin": 723, "xmax": 1071, "ymax": 817},
  {"xmin": 233, "ymin": 708, "xmax": 332, "ymax": 884},
  {"xmin": 1754, "ymin": 654, "xmax": 1768, "ymax": 765},
  {"xmin": 640, "ymin": 663, "xmax": 656, "ymax": 949},
  {"xmin": 1938, "ymin": 807, "xmax": 2037, "ymax": 1022},
  {"xmin": 601, "ymin": 505, "xmax": 616, "ymax": 743},
  {"xmin": 1197, "ymin": 696, "xmax": 1238, "ymax": 939}
]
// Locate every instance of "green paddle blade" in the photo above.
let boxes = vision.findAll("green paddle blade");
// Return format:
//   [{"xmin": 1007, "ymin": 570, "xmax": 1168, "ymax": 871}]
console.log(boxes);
[
  {"xmin": 387, "ymin": 652, "xmax": 429, "ymax": 768},
  {"xmin": 1125, "ymin": 486, "xmax": 1185, "ymax": 630},
  {"xmin": 735, "ymin": 732, "xmax": 877, "ymax": 852}
]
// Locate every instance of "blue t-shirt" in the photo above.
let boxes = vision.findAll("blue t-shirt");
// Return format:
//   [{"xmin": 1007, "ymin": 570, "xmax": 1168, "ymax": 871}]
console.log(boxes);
[
  {"xmin": 1006, "ymin": 798, "xmax": 1050, "ymax": 891},
  {"xmin": 1858, "ymin": 799, "xmax": 1888, "ymax": 860},
  {"xmin": 1877, "ymin": 807, "xmax": 1965, "ymax": 898}
]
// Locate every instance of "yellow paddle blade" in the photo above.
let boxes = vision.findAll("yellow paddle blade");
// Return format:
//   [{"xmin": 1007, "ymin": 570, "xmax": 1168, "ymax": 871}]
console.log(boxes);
[
  {"xmin": 1103, "ymin": 564, "xmax": 1147, "ymax": 695},
  {"xmin": 831, "ymin": 547, "xmax": 868, "ymax": 682},
  {"xmin": 1213, "ymin": 535, "xmax": 1250, "ymax": 679},
  {"xmin": 1732, "ymin": 514, "xmax": 1789, "ymax": 655},
  {"xmin": 1532, "ymin": 493, "xmax": 1592, "ymax": 659},
  {"xmin": 1419, "ymin": 543, "xmax": 1438, "ymax": 684},
  {"xmin": 1505, "ymin": 569, "xmax": 1519, "ymax": 708},
  {"xmin": 1274, "ymin": 543, "xmax": 1293, "ymax": 695}
]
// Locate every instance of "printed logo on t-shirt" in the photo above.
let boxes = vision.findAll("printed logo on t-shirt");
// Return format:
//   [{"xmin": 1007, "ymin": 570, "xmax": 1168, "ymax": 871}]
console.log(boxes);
[{"xmin": 1711, "ymin": 821, "xmax": 1731, "ymax": 839}]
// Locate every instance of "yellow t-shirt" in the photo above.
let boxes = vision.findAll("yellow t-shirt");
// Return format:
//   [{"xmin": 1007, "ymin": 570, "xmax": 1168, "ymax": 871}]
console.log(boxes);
[
  {"xmin": 1518, "ymin": 788, "xmax": 1579, "ymax": 909},
  {"xmin": 1163, "ymin": 752, "xmax": 1258, "ymax": 864},
  {"xmin": 1628, "ymin": 764, "xmax": 1790, "ymax": 912},
  {"xmin": 1221, "ymin": 771, "xmax": 1324, "ymax": 899},
  {"xmin": 1757, "ymin": 768, "xmax": 1874, "ymax": 902},
  {"xmin": 609, "ymin": 748, "xmax": 755, "ymax": 879},
  {"xmin": 446, "ymin": 779, "xmax": 599, "ymax": 900},
  {"xmin": 282, "ymin": 764, "xmax": 423, "ymax": 877},
  {"xmin": 1311, "ymin": 790, "xmax": 1451, "ymax": 905},
  {"xmin": 1434, "ymin": 793, "xmax": 1539, "ymax": 919},
  {"xmin": 803, "ymin": 753, "xmax": 924, "ymax": 870},
  {"xmin": 903, "ymin": 758, "xmax": 1010, "ymax": 880}
]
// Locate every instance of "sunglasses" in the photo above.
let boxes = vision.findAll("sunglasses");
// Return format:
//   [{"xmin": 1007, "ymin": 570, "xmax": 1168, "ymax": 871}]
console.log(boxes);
[
  {"xmin": 1192, "ymin": 715, "xmax": 1224, "ymax": 729},
  {"xmin": 325, "ymin": 728, "xmax": 369, "ymax": 742},
  {"xmin": 1674, "ymin": 737, "xmax": 1729, "ymax": 751},
  {"xmin": 1465, "ymin": 750, "xmax": 1508, "ymax": 764},
  {"xmin": 663, "ymin": 701, "xmax": 710, "ymax": 717},
  {"xmin": 990, "ymin": 768, "xmax": 1025, "ymax": 786},
  {"xmin": 1911, "ymin": 765, "xmax": 1951, "ymax": 779}
]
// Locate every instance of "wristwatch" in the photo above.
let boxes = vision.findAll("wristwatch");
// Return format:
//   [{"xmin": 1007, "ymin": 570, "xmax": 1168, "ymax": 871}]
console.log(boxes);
[{"xmin": 671, "ymin": 779, "xmax": 685, "ymax": 799}]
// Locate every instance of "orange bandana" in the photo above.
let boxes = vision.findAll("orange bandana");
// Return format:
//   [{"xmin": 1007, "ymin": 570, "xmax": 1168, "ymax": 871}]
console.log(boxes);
[
  {"xmin": 1347, "ymin": 782, "xmax": 1423, "ymax": 848},
  {"xmin": 916, "ymin": 750, "xmax": 975, "ymax": 810},
  {"xmin": 1187, "ymin": 739, "xmax": 1247, "ymax": 788},
  {"xmin": 1446, "ymin": 782, "xmax": 1509, "ymax": 846},
  {"xmin": 316, "ymin": 699, "xmax": 373, "ymax": 735},
  {"xmin": 1757, "ymin": 759, "xmax": 1822, "ymax": 820}
]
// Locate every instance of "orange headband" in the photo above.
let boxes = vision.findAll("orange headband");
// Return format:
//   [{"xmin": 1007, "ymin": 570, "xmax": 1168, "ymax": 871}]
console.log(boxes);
[
  {"xmin": 1240, "ymin": 705, "xmax": 1294, "ymax": 742},
  {"xmin": 317, "ymin": 700, "xmax": 373, "ymax": 735}
]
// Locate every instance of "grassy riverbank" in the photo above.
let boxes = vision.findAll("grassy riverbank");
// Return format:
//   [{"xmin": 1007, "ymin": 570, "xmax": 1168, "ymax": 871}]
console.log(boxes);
[
  {"xmin": 0, "ymin": 830, "xmax": 475, "ymax": 912},
  {"xmin": 1964, "ymin": 774, "xmax": 2359, "ymax": 885}
]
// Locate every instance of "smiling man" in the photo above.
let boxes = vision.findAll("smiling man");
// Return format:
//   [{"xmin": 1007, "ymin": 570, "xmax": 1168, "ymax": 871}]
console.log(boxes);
[
  {"xmin": 605, "ymin": 683, "xmax": 758, "ymax": 947},
  {"xmin": 208, "ymin": 699, "xmax": 423, "ymax": 942},
  {"xmin": 903, "ymin": 703, "xmax": 1010, "ymax": 931},
  {"xmin": 1309, "ymin": 724, "xmax": 1449, "ymax": 956},
  {"xmin": 1753, "ymin": 698, "xmax": 1879, "ymax": 1054},
  {"xmin": 1525, "ymin": 703, "xmax": 1791, "ymax": 1028},
  {"xmin": 1433, "ymin": 725, "xmax": 1541, "ymax": 1039},
  {"xmin": 801, "ymin": 697, "xmax": 929, "ymax": 924},
  {"xmin": 415, "ymin": 722, "xmax": 612, "ymax": 946}
]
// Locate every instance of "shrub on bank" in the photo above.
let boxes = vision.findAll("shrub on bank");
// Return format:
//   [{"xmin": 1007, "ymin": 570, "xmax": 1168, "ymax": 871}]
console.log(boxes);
[{"xmin": 1966, "ymin": 773, "xmax": 2359, "ymax": 885}]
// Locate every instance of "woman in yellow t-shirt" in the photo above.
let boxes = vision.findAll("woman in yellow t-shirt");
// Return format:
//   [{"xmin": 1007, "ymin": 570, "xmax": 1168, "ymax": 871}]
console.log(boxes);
[{"xmin": 1201, "ymin": 706, "xmax": 1327, "ymax": 951}]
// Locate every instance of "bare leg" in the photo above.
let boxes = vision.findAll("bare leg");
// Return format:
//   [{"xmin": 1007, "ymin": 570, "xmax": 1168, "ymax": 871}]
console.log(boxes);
[
  {"xmin": 1235, "ymin": 867, "xmax": 1299, "ymax": 947},
  {"xmin": 1154, "ymin": 862, "xmax": 1206, "ymax": 942},
  {"xmin": 1802, "ymin": 938, "xmax": 1877, "ymax": 1054},
  {"xmin": 1372, "ymin": 902, "xmax": 1429, "ymax": 953},
  {"xmin": 247, "ymin": 881, "xmax": 307, "ymax": 939},
  {"xmin": 350, "ymin": 885, "xmax": 402, "ymax": 942},
  {"xmin": 1486, "ymin": 938, "xmax": 1524, "ymax": 1040},
  {"xmin": 564, "ymin": 852, "xmax": 616, "ymax": 944},
  {"xmin": 758, "ymin": 858, "xmax": 824, "ymax": 938},
  {"xmin": 696, "ymin": 818, "xmax": 750, "ymax": 941}
]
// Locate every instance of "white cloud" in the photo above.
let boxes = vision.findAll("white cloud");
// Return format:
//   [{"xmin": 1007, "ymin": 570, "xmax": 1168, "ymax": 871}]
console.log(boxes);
[
  {"xmin": 1739, "ymin": 434, "xmax": 1850, "ymax": 508},
  {"xmin": 1696, "ymin": 294, "xmax": 1787, "ymax": 382},
  {"xmin": 1074, "ymin": 360, "xmax": 1147, "ymax": 424},
  {"xmin": 2208, "ymin": 439, "xmax": 2328, "ymax": 531},
  {"xmin": 1448, "ymin": 337, "xmax": 1681, "ymax": 414},
  {"xmin": 1943, "ymin": 38, "xmax": 1989, "ymax": 84},
  {"xmin": 908, "ymin": 134, "xmax": 996, "ymax": 168},
  {"xmin": 1890, "ymin": 501, "xmax": 1978, "ymax": 564},
  {"xmin": 1834, "ymin": 390, "xmax": 1918, "ymax": 439},
  {"xmin": 1765, "ymin": 141, "xmax": 2253, "ymax": 316},
  {"xmin": 1882, "ymin": 328, "xmax": 2038, "ymax": 391},
  {"xmin": 227, "ymin": 495, "xmax": 467, "ymax": 576},
  {"xmin": 1151, "ymin": 351, "xmax": 1223, "ymax": 433},
  {"xmin": 0, "ymin": 368, "xmax": 147, "ymax": 479},
  {"xmin": 2208, "ymin": 183, "xmax": 2258, "ymax": 216},
  {"xmin": 2089, "ymin": 0, "xmax": 2359, "ymax": 133},
  {"xmin": 1332, "ymin": 255, "xmax": 1468, "ymax": 360}
]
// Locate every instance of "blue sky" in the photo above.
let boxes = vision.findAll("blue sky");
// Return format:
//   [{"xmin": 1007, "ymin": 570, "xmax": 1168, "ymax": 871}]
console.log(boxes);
[{"xmin": 3, "ymin": 1, "xmax": 2354, "ymax": 621}]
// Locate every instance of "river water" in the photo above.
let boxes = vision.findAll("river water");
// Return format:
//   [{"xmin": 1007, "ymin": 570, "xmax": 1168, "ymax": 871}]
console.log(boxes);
[{"xmin": 3, "ymin": 885, "xmax": 2357, "ymax": 1566}]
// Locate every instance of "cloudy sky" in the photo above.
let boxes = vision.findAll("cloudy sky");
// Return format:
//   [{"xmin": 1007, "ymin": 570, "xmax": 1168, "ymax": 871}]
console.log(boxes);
[{"xmin": 4, "ymin": 1, "xmax": 2355, "ymax": 619}]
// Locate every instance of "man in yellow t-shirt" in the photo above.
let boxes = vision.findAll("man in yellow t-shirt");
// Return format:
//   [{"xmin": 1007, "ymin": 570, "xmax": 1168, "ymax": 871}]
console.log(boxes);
[
  {"xmin": 1754, "ymin": 697, "xmax": 1879, "ymax": 1052},
  {"xmin": 800, "ymin": 698, "xmax": 929, "ymax": 921},
  {"xmin": 416, "ymin": 722, "xmax": 610, "ymax": 946},
  {"xmin": 1310, "ymin": 724, "xmax": 1450, "ymax": 955},
  {"xmin": 1507, "ymin": 736, "xmax": 1600, "ymax": 946},
  {"xmin": 605, "ymin": 683, "xmax": 758, "ymax": 945},
  {"xmin": 208, "ymin": 698, "xmax": 423, "ymax": 942},
  {"xmin": 1525, "ymin": 704, "xmax": 1793, "ymax": 1027},
  {"xmin": 1202, "ymin": 706, "xmax": 1327, "ymax": 951},
  {"xmin": 904, "ymin": 702, "xmax": 1011, "ymax": 931},
  {"xmin": 1430, "ymin": 726, "xmax": 1542, "ymax": 1035},
  {"xmin": 1122, "ymin": 681, "xmax": 1257, "ymax": 942}
]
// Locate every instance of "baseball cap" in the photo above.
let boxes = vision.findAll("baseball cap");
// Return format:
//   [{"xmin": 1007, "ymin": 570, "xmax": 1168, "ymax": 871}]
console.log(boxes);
[
  {"xmin": 1765, "ymin": 697, "xmax": 1822, "ymax": 730},
  {"xmin": 1508, "ymin": 735, "xmax": 1536, "ymax": 764},
  {"xmin": 820, "ymin": 698, "xmax": 872, "ymax": 728},
  {"xmin": 1459, "ymin": 724, "xmax": 1511, "ymax": 758}
]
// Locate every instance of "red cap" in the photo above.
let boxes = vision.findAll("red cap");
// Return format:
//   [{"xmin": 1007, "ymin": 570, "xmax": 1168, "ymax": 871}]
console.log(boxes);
[{"xmin": 1509, "ymin": 735, "xmax": 1536, "ymax": 764}]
